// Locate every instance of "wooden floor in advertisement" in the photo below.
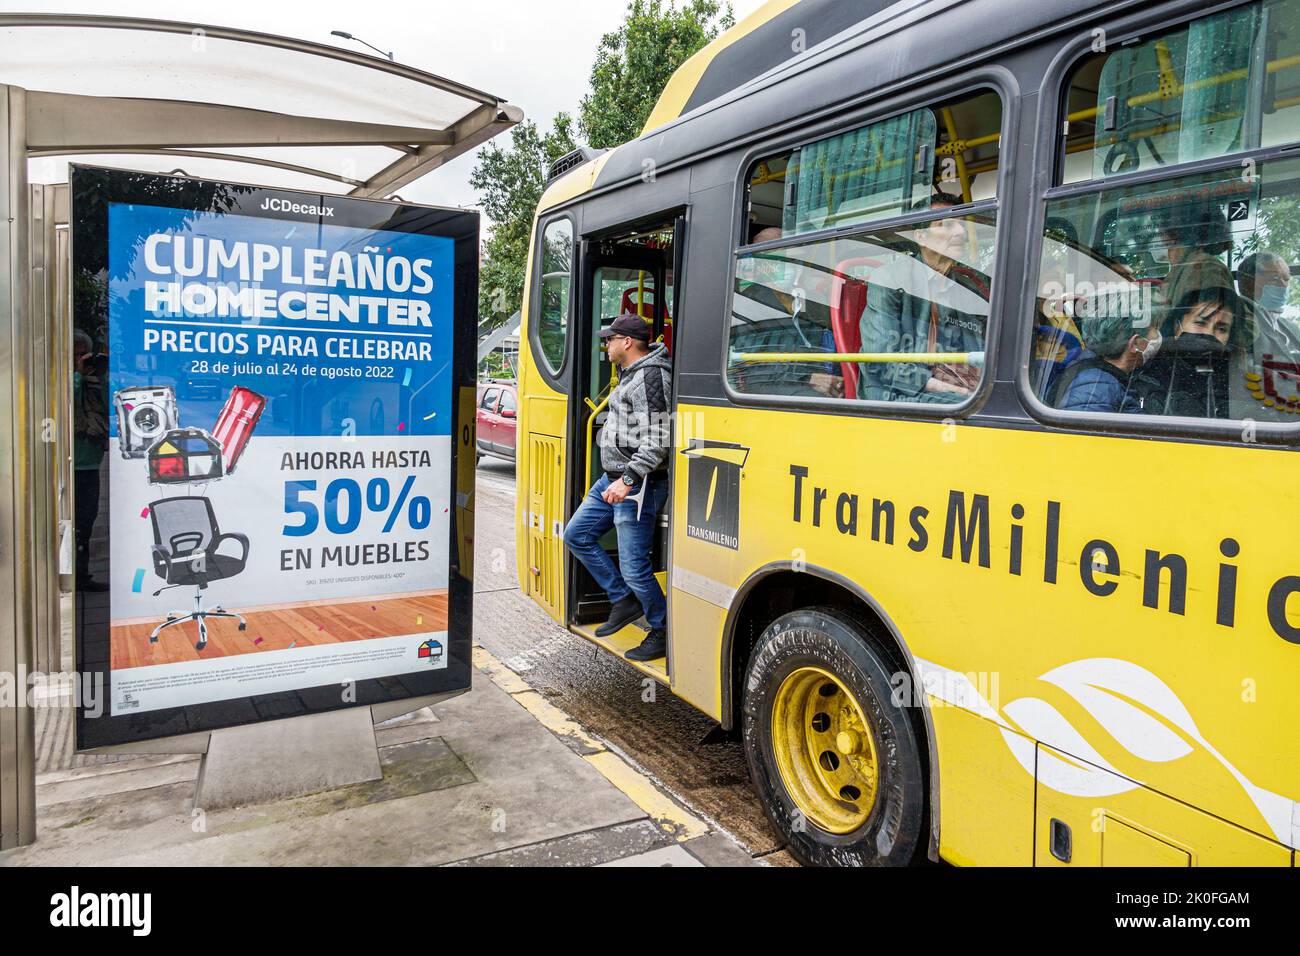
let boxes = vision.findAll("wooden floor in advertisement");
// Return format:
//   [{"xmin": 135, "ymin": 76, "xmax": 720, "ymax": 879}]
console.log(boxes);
[{"xmin": 110, "ymin": 591, "xmax": 449, "ymax": 669}]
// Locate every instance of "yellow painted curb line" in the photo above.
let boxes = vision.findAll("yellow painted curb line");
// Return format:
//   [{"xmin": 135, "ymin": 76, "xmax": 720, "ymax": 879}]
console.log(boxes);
[
  {"xmin": 511, "ymin": 690, "xmax": 605, "ymax": 753},
  {"xmin": 472, "ymin": 646, "xmax": 531, "ymax": 695},
  {"xmin": 584, "ymin": 751, "xmax": 709, "ymax": 842},
  {"xmin": 472, "ymin": 644, "xmax": 708, "ymax": 842}
]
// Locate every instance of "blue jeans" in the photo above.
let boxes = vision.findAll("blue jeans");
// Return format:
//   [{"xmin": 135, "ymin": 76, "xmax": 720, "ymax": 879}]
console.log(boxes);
[{"xmin": 563, "ymin": 473, "xmax": 668, "ymax": 630}]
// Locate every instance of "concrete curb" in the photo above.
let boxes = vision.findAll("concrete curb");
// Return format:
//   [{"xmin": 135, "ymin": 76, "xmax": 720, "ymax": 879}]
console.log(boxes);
[{"xmin": 474, "ymin": 645, "xmax": 712, "ymax": 843}]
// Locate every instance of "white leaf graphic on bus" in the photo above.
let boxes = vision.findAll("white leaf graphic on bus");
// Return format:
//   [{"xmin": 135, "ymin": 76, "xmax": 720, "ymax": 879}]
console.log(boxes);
[
  {"xmin": 999, "ymin": 697, "xmax": 1137, "ymax": 798},
  {"xmin": 912, "ymin": 655, "xmax": 1297, "ymax": 846},
  {"xmin": 1040, "ymin": 659, "xmax": 1194, "ymax": 764},
  {"xmin": 999, "ymin": 658, "xmax": 1294, "ymax": 845}
]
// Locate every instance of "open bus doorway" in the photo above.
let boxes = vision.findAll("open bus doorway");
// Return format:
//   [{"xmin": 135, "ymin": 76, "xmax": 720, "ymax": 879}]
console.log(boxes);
[{"xmin": 566, "ymin": 216, "xmax": 682, "ymax": 678}]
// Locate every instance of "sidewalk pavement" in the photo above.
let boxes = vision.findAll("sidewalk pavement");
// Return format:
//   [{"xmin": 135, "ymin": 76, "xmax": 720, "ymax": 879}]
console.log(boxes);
[{"xmin": 0, "ymin": 646, "xmax": 761, "ymax": 868}]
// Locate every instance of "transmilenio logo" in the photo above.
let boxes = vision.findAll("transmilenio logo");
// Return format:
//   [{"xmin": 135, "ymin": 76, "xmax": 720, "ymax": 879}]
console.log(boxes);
[{"xmin": 681, "ymin": 439, "xmax": 750, "ymax": 551}]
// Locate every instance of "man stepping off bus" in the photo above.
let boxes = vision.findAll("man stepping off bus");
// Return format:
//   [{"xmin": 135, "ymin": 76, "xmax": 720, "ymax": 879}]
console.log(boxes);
[{"xmin": 563, "ymin": 312, "xmax": 673, "ymax": 662}]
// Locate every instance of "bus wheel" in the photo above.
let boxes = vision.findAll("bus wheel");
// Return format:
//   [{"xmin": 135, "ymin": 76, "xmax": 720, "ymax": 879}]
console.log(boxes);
[{"xmin": 741, "ymin": 607, "xmax": 925, "ymax": 866}]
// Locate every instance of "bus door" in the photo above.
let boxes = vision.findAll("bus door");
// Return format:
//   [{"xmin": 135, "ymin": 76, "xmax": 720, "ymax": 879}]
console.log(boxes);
[{"xmin": 566, "ymin": 222, "xmax": 677, "ymax": 642}]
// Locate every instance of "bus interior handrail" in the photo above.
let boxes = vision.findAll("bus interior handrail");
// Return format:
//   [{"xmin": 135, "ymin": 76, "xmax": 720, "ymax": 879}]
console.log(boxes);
[{"xmin": 732, "ymin": 351, "xmax": 986, "ymax": 365}]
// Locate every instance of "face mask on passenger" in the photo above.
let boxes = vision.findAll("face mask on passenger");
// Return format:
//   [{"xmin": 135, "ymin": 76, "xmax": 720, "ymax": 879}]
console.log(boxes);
[
  {"xmin": 1172, "ymin": 331, "xmax": 1228, "ymax": 354},
  {"xmin": 1150, "ymin": 244, "xmax": 1171, "ymax": 265},
  {"xmin": 1258, "ymin": 284, "xmax": 1288, "ymax": 313},
  {"xmin": 1139, "ymin": 329, "xmax": 1162, "ymax": 364}
]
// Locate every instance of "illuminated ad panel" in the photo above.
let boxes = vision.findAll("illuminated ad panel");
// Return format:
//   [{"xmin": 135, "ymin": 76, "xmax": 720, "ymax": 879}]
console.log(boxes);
[{"xmin": 72, "ymin": 166, "xmax": 476, "ymax": 747}]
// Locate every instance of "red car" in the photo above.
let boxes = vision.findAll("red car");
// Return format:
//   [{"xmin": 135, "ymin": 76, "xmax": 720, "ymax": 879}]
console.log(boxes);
[{"xmin": 475, "ymin": 380, "xmax": 517, "ymax": 463}]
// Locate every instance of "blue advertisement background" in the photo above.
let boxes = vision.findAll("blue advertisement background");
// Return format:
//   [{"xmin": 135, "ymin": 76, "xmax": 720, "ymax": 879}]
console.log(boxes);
[{"xmin": 107, "ymin": 202, "xmax": 455, "ymax": 439}]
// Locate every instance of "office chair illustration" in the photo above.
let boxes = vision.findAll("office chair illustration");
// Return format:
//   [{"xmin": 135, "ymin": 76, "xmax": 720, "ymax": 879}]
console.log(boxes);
[{"xmin": 148, "ymin": 496, "xmax": 249, "ymax": 652}]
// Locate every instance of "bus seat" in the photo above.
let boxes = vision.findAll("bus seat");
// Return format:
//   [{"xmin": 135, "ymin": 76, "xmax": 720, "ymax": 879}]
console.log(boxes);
[
  {"xmin": 622, "ymin": 286, "xmax": 671, "ymax": 353},
  {"xmin": 1031, "ymin": 324, "xmax": 1085, "ymax": 400},
  {"xmin": 831, "ymin": 257, "xmax": 881, "ymax": 400},
  {"xmin": 833, "ymin": 281, "xmax": 866, "ymax": 398},
  {"xmin": 621, "ymin": 287, "xmax": 656, "ymax": 318}
]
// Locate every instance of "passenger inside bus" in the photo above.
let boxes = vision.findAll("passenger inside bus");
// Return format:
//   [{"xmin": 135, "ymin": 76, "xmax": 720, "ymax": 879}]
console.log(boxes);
[
  {"xmin": 1035, "ymin": 173, "xmax": 1300, "ymax": 420},
  {"xmin": 1238, "ymin": 252, "xmax": 1292, "ymax": 320},
  {"xmin": 1032, "ymin": 253, "xmax": 1089, "ymax": 398},
  {"xmin": 1229, "ymin": 252, "xmax": 1300, "ymax": 416},
  {"xmin": 1141, "ymin": 285, "xmax": 1244, "ymax": 418},
  {"xmin": 1039, "ymin": 0, "xmax": 1300, "ymax": 422},
  {"xmin": 1050, "ymin": 310, "xmax": 1162, "ymax": 414},
  {"xmin": 741, "ymin": 226, "xmax": 794, "ymax": 314},
  {"xmin": 858, "ymin": 192, "xmax": 988, "ymax": 404},
  {"xmin": 729, "ymin": 88, "xmax": 1000, "ymax": 405},
  {"xmin": 1152, "ymin": 203, "xmax": 1235, "ymax": 330},
  {"xmin": 1168, "ymin": 285, "xmax": 1240, "ymax": 346}
]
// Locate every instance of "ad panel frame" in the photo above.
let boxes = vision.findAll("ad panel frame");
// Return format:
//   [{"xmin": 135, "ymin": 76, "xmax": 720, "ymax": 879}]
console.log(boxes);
[{"xmin": 70, "ymin": 164, "xmax": 476, "ymax": 750}]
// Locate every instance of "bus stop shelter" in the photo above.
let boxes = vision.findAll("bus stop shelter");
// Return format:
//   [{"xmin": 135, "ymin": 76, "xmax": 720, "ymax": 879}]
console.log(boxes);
[{"xmin": 0, "ymin": 13, "xmax": 521, "ymax": 849}]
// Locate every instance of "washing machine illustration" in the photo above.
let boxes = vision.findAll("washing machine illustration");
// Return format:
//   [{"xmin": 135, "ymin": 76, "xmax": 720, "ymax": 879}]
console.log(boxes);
[{"xmin": 113, "ymin": 386, "xmax": 179, "ymax": 459}]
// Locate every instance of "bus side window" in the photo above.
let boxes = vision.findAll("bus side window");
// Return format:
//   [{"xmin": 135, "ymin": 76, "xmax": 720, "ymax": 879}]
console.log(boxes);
[
  {"xmin": 728, "ymin": 211, "xmax": 998, "ymax": 404},
  {"xmin": 730, "ymin": 89, "xmax": 1001, "ymax": 405},
  {"xmin": 535, "ymin": 218, "xmax": 573, "ymax": 373},
  {"xmin": 1061, "ymin": 0, "xmax": 1300, "ymax": 184},
  {"xmin": 746, "ymin": 153, "xmax": 790, "ymax": 240},
  {"xmin": 1036, "ymin": 0, "xmax": 1300, "ymax": 424}
]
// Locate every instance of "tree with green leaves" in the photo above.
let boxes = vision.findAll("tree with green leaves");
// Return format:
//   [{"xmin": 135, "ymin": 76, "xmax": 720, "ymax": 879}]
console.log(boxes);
[
  {"xmin": 470, "ymin": 0, "xmax": 734, "ymax": 338},
  {"xmin": 470, "ymin": 114, "xmax": 578, "ymax": 332},
  {"xmin": 579, "ymin": 0, "xmax": 735, "ymax": 149}
]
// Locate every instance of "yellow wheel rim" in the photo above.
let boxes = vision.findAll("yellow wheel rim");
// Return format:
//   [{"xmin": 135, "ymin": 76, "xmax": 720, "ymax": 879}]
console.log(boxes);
[{"xmin": 770, "ymin": 666, "xmax": 879, "ymax": 835}]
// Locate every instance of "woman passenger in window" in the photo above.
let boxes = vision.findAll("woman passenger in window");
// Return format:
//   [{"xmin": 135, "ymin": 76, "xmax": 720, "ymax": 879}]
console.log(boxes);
[
  {"xmin": 1144, "ymin": 285, "xmax": 1245, "ymax": 418},
  {"xmin": 858, "ymin": 193, "xmax": 990, "ymax": 404},
  {"xmin": 1152, "ymin": 202, "xmax": 1235, "ymax": 330}
]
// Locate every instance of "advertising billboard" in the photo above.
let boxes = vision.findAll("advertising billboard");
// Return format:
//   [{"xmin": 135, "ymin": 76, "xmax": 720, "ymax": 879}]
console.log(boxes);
[{"xmin": 71, "ymin": 166, "xmax": 476, "ymax": 748}]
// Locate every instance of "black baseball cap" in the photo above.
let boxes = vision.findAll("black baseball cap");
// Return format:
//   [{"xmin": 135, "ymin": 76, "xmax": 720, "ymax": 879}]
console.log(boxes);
[{"xmin": 598, "ymin": 313, "xmax": 652, "ymax": 341}]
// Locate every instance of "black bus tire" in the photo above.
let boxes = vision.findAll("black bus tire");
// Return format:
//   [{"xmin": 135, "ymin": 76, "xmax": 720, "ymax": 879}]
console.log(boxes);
[{"xmin": 741, "ymin": 606, "xmax": 926, "ymax": 867}]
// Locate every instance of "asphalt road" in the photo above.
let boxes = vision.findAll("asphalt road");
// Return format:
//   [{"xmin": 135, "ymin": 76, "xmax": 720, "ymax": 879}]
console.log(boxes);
[{"xmin": 471, "ymin": 455, "xmax": 795, "ymax": 864}]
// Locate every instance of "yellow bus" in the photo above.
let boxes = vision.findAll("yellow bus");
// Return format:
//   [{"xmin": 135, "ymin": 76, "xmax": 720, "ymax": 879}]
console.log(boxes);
[{"xmin": 512, "ymin": 0, "xmax": 1300, "ymax": 866}]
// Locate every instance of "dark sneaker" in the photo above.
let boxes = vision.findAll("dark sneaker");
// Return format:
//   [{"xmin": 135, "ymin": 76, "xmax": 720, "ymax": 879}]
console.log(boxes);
[
  {"xmin": 626, "ymin": 629, "xmax": 666, "ymax": 662},
  {"xmin": 595, "ymin": 596, "xmax": 643, "ymax": 637}
]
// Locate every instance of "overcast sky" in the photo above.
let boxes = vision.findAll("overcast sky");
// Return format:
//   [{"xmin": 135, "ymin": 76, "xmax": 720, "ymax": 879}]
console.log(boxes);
[{"xmin": 9, "ymin": 0, "xmax": 772, "ymax": 214}]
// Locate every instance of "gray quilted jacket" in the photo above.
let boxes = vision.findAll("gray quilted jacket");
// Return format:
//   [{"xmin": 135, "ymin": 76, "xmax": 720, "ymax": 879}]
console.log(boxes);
[{"xmin": 599, "ymin": 342, "xmax": 673, "ymax": 482}]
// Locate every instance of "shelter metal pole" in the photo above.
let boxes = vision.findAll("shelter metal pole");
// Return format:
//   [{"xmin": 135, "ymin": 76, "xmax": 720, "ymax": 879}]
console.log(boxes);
[
  {"xmin": 28, "ymin": 183, "xmax": 55, "ymax": 676},
  {"xmin": 52, "ymin": 184, "xmax": 72, "ymax": 618},
  {"xmin": 0, "ymin": 83, "xmax": 37, "ymax": 849},
  {"xmin": 51, "ymin": 185, "xmax": 72, "ymax": 674}
]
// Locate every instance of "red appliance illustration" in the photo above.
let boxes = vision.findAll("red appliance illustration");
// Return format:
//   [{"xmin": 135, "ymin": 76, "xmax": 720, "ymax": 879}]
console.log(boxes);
[{"xmin": 211, "ymin": 386, "xmax": 266, "ymax": 474}]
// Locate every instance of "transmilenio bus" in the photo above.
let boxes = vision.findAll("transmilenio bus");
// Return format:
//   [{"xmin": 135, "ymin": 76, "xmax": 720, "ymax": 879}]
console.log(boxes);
[{"xmin": 513, "ymin": 0, "xmax": 1300, "ymax": 866}]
